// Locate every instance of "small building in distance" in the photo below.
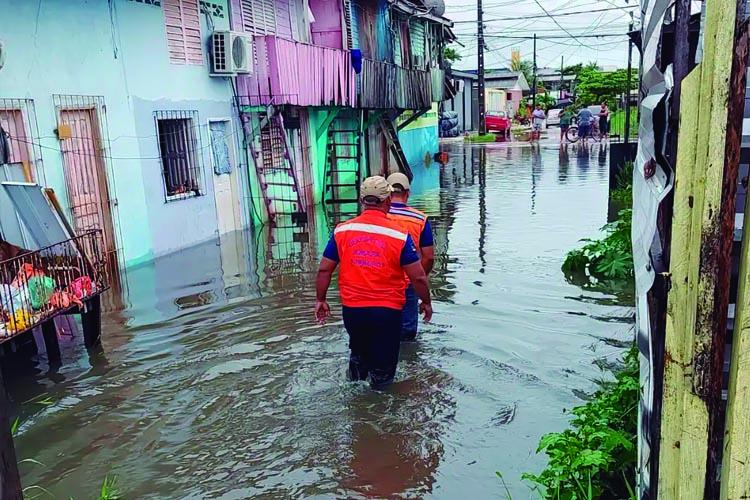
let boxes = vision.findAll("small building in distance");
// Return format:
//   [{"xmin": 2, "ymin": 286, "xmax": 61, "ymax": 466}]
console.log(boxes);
[
  {"xmin": 536, "ymin": 68, "xmax": 577, "ymax": 95},
  {"xmin": 443, "ymin": 67, "xmax": 529, "ymax": 132}
]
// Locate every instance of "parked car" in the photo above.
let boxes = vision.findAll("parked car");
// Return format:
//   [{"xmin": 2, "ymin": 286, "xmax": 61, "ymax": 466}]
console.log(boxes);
[
  {"xmin": 587, "ymin": 105, "xmax": 603, "ymax": 118},
  {"xmin": 546, "ymin": 108, "xmax": 562, "ymax": 128},
  {"xmin": 486, "ymin": 111, "xmax": 510, "ymax": 133}
]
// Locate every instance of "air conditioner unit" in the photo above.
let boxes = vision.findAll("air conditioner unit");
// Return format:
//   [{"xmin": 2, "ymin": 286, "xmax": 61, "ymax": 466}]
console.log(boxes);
[
  {"xmin": 412, "ymin": 54, "xmax": 425, "ymax": 68},
  {"xmin": 211, "ymin": 31, "xmax": 253, "ymax": 75}
]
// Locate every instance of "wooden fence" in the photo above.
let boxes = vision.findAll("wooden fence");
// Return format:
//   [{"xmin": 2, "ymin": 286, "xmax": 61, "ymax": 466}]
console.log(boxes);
[
  {"xmin": 239, "ymin": 35, "xmax": 357, "ymax": 107},
  {"xmin": 359, "ymin": 59, "xmax": 432, "ymax": 109}
]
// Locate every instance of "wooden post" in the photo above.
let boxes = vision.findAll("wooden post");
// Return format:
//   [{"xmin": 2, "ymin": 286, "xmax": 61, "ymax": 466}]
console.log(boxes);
[
  {"xmin": 0, "ymin": 369, "xmax": 22, "ymax": 499},
  {"xmin": 81, "ymin": 295, "xmax": 102, "ymax": 350},
  {"xmin": 41, "ymin": 320, "xmax": 61, "ymax": 370},
  {"xmin": 720, "ymin": 10, "xmax": 750, "ymax": 500},
  {"xmin": 658, "ymin": 0, "xmax": 746, "ymax": 497},
  {"xmin": 723, "ymin": 165, "xmax": 750, "ymax": 500}
]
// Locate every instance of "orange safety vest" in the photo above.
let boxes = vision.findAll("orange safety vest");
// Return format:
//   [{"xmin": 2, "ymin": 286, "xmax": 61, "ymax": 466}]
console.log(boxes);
[
  {"xmin": 333, "ymin": 210, "xmax": 414, "ymax": 310},
  {"xmin": 388, "ymin": 204, "xmax": 428, "ymax": 256}
]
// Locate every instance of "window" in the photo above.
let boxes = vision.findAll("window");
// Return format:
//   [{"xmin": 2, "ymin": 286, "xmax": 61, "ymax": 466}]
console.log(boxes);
[
  {"xmin": 163, "ymin": 0, "xmax": 204, "ymax": 65},
  {"xmin": 0, "ymin": 99, "xmax": 43, "ymax": 183},
  {"xmin": 240, "ymin": 0, "xmax": 277, "ymax": 35},
  {"xmin": 155, "ymin": 110, "xmax": 203, "ymax": 201}
]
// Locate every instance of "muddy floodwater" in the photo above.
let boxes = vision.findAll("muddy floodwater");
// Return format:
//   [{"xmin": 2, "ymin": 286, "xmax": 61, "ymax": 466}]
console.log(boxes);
[{"xmin": 8, "ymin": 142, "xmax": 633, "ymax": 498}]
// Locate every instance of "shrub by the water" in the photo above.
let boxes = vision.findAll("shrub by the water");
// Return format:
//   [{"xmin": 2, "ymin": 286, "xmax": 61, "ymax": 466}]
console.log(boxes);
[
  {"xmin": 562, "ymin": 209, "xmax": 633, "ymax": 280},
  {"xmin": 522, "ymin": 346, "xmax": 639, "ymax": 499}
]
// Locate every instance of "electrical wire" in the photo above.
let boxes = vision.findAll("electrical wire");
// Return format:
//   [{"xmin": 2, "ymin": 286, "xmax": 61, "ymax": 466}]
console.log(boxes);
[
  {"xmin": 479, "ymin": 33, "xmax": 628, "ymax": 39},
  {"xmin": 451, "ymin": 5, "xmax": 637, "ymax": 24},
  {"xmin": 530, "ymin": 0, "xmax": 596, "ymax": 49},
  {"xmin": 9, "ymin": 126, "xmax": 242, "ymax": 161}
]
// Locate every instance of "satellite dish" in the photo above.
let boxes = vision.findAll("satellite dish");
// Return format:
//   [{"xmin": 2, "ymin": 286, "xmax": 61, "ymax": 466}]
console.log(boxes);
[
  {"xmin": 421, "ymin": 0, "xmax": 445, "ymax": 17},
  {"xmin": 0, "ymin": 41, "xmax": 5, "ymax": 71}
]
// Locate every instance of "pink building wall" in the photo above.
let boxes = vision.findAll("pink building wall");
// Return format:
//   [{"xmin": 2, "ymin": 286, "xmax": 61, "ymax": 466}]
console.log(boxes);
[{"xmin": 309, "ymin": 0, "xmax": 344, "ymax": 49}]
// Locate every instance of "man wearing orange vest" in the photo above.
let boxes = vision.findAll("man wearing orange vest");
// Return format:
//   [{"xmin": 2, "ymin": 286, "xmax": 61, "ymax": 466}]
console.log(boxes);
[
  {"xmin": 315, "ymin": 176, "xmax": 433, "ymax": 389},
  {"xmin": 386, "ymin": 172, "xmax": 435, "ymax": 342}
]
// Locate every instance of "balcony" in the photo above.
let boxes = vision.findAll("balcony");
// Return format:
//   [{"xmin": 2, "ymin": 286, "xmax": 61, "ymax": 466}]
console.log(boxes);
[
  {"xmin": 359, "ymin": 59, "xmax": 433, "ymax": 110},
  {"xmin": 238, "ymin": 35, "xmax": 357, "ymax": 107}
]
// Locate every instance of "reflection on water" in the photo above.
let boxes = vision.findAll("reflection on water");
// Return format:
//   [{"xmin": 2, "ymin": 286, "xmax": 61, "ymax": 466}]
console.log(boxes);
[{"xmin": 7, "ymin": 142, "xmax": 631, "ymax": 498}]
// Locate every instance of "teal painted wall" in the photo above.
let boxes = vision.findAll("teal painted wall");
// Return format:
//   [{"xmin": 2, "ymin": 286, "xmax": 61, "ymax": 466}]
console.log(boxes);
[
  {"xmin": 0, "ymin": 0, "xmax": 247, "ymax": 267},
  {"xmin": 398, "ymin": 123, "xmax": 440, "ymax": 195}
]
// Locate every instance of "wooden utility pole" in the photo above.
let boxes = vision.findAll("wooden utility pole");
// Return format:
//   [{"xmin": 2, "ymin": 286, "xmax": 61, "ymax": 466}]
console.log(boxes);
[
  {"xmin": 531, "ymin": 33, "xmax": 537, "ymax": 107},
  {"xmin": 477, "ymin": 0, "xmax": 486, "ymax": 134},
  {"xmin": 0, "ymin": 369, "xmax": 22, "ymax": 499}
]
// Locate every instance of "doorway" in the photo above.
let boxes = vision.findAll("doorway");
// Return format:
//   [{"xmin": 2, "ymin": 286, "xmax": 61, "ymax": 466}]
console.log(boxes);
[
  {"xmin": 209, "ymin": 119, "xmax": 242, "ymax": 235},
  {"xmin": 57, "ymin": 107, "xmax": 117, "ymax": 265}
]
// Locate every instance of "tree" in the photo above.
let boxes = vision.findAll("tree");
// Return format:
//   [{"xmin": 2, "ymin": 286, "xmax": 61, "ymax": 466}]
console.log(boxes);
[
  {"xmin": 575, "ymin": 69, "xmax": 637, "ymax": 108},
  {"xmin": 523, "ymin": 93, "xmax": 557, "ymax": 111},
  {"xmin": 563, "ymin": 61, "xmax": 600, "ymax": 78},
  {"xmin": 511, "ymin": 59, "xmax": 534, "ymax": 87},
  {"xmin": 444, "ymin": 47, "xmax": 462, "ymax": 63}
]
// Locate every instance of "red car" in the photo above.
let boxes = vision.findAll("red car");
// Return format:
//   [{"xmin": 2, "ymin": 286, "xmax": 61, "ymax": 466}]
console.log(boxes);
[{"xmin": 486, "ymin": 111, "xmax": 510, "ymax": 134}]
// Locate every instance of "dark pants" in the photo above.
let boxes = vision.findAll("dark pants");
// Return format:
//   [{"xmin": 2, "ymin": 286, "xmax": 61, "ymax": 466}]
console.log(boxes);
[
  {"xmin": 401, "ymin": 284, "xmax": 418, "ymax": 341},
  {"xmin": 342, "ymin": 306, "xmax": 402, "ymax": 389}
]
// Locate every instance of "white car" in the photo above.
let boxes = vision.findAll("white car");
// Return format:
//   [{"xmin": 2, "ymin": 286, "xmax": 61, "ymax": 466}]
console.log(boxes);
[{"xmin": 546, "ymin": 108, "xmax": 562, "ymax": 127}]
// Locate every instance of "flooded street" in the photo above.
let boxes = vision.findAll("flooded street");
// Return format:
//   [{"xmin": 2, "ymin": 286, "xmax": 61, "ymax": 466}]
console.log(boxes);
[{"xmin": 9, "ymin": 142, "xmax": 632, "ymax": 498}]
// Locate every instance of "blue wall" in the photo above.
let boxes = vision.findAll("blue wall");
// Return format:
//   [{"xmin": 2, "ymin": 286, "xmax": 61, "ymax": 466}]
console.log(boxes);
[
  {"xmin": 398, "ymin": 124, "xmax": 440, "ymax": 195},
  {"xmin": 0, "ymin": 0, "xmax": 247, "ymax": 267}
]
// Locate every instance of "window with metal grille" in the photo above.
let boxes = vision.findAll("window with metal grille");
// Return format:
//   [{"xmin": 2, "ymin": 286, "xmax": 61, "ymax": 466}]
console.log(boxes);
[
  {"xmin": 154, "ymin": 111, "xmax": 204, "ymax": 201},
  {"xmin": 0, "ymin": 98, "xmax": 44, "ymax": 183},
  {"xmin": 163, "ymin": 0, "xmax": 204, "ymax": 65}
]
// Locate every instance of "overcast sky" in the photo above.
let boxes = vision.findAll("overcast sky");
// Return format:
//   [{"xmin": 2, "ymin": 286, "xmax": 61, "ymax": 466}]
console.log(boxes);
[{"xmin": 445, "ymin": 0, "xmax": 638, "ymax": 71}]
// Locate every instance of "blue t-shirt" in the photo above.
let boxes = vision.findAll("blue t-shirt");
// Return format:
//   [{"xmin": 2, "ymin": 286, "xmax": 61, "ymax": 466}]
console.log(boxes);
[
  {"xmin": 323, "ymin": 233, "xmax": 419, "ymax": 266},
  {"xmin": 577, "ymin": 109, "xmax": 593, "ymax": 124}
]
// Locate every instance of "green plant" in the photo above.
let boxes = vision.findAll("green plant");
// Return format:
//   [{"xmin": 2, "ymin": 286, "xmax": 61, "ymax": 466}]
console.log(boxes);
[
  {"xmin": 611, "ymin": 161, "xmax": 634, "ymax": 205},
  {"xmin": 465, "ymin": 133, "xmax": 497, "ymax": 143},
  {"xmin": 615, "ymin": 161, "xmax": 634, "ymax": 191},
  {"xmin": 576, "ymin": 69, "xmax": 638, "ymax": 108},
  {"xmin": 100, "ymin": 475, "xmax": 123, "ymax": 500},
  {"xmin": 527, "ymin": 93, "xmax": 558, "ymax": 111},
  {"xmin": 522, "ymin": 346, "xmax": 639, "ymax": 499},
  {"xmin": 562, "ymin": 209, "xmax": 633, "ymax": 280},
  {"xmin": 496, "ymin": 471, "xmax": 514, "ymax": 499},
  {"xmin": 444, "ymin": 46, "xmax": 462, "ymax": 63},
  {"xmin": 511, "ymin": 59, "xmax": 534, "ymax": 87}
]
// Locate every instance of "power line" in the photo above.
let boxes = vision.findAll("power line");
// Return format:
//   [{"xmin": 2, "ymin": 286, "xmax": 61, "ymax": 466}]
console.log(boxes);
[
  {"xmin": 9, "ymin": 127, "xmax": 241, "ymax": 161},
  {"xmin": 530, "ymin": 0, "xmax": 595, "ymax": 49},
  {"xmin": 452, "ymin": 5, "xmax": 637, "ymax": 24},
  {"xmin": 478, "ymin": 33, "xmax": 628, "ymax": 39}
]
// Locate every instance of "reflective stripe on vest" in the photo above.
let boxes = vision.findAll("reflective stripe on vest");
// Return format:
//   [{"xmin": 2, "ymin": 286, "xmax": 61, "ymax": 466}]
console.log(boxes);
[
  {"xmin": 334, "ymin": 212, "xmax": 410, "ymax": 310},
  {"xmin": 334, "ymin": 222, "xmax": 408, "ymax": 241}
]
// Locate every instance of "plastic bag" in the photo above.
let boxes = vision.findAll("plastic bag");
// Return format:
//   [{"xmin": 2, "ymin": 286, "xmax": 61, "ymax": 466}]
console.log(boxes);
[
  {"xmin": 27, "ymin": 276, "xmax": 56, "ymax": 310},
  {"xmin": 70, "ymin": 276, "xmax": 94, "ymax": 299},
  {"xmin": 0, "ymin": 283, "xmax": 30, "ymax": 315}
]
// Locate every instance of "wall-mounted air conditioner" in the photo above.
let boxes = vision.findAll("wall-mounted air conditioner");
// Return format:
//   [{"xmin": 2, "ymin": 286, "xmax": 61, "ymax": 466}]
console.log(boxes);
[
  {"xmin": 211, "ymin": 31, "xmax": 253, "ymax": 76},
  {"xmin": 412, "ymin": 55, "xmax": 425, "ymax": 68}
]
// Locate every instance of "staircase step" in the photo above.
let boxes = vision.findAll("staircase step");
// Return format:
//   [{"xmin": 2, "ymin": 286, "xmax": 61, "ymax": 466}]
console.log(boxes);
[
  {"xmin": 332, "ymin": 155, "xmax": 360, "ymax": 159},
  {"xmin": 329, "ymin": 142, "xmax": 360, "ymax": 147},
  {"xmin": 265, "ymin": 181, "xmax": 297, "ymax": 187},
  {"xmin": 326, "ymin": 171, "xmax": 360, "ymax": 176},
  {"xmin": 267, "ymin": 198, "xmax": 299, "ymax": 203},
  {"xmin": 326, "ymin": 198, "xmax": 359, "ymax": 204},
  {"xmin": 330, "ymin": 130, "xmax": 360, "ymax": 134}
]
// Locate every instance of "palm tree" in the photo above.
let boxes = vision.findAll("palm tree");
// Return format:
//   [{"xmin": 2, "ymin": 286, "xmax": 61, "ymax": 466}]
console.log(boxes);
[{"xmin": 511, "ymin": 59, "xmax": 534, "ymax": 87}]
